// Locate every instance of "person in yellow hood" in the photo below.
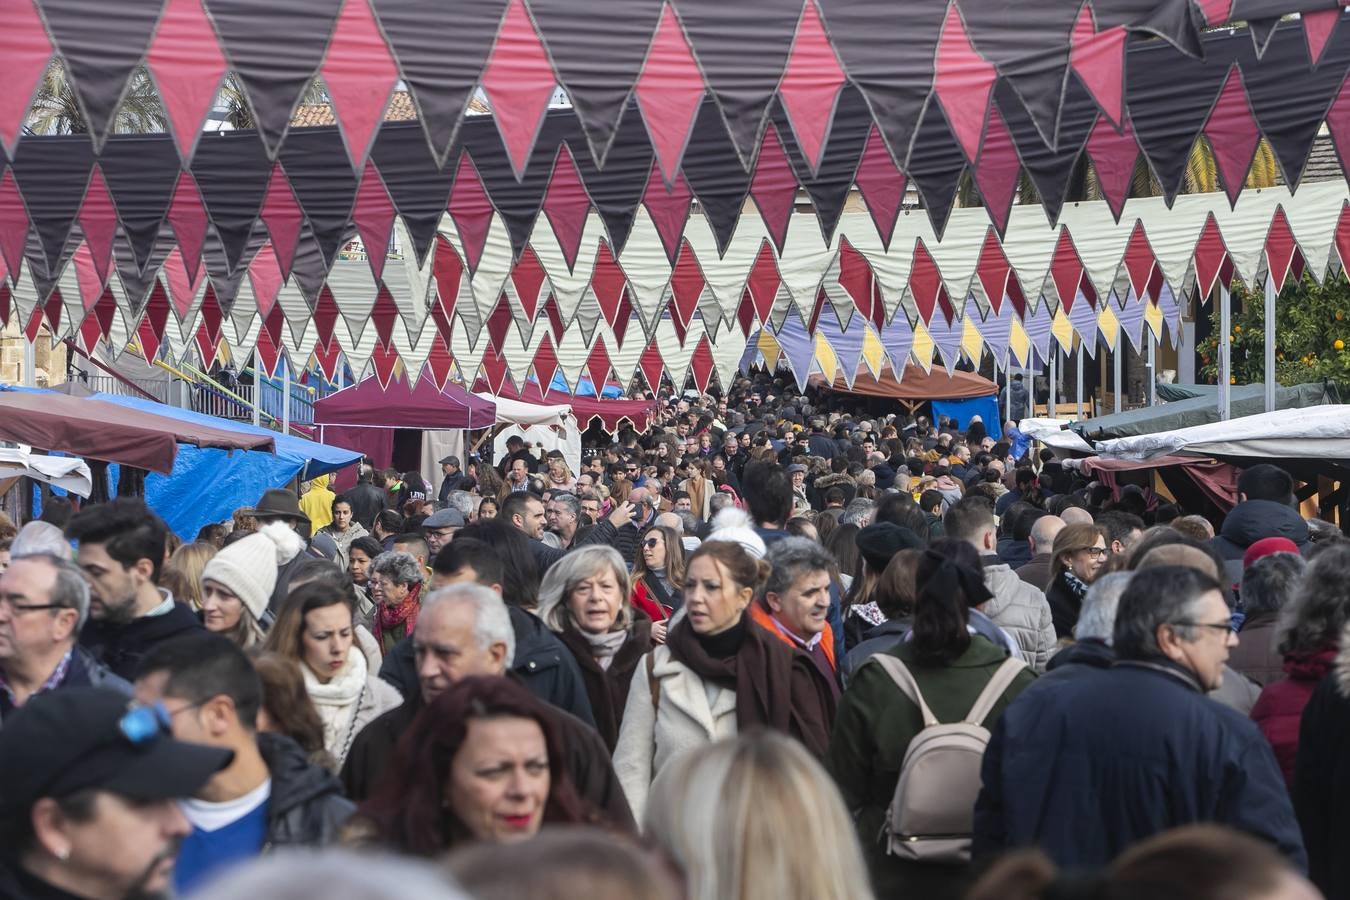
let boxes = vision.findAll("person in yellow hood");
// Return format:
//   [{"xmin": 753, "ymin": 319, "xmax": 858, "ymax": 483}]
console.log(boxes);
[{"xmin": 299, "ymin": 474, "xmax": 336, "ymax": 532}]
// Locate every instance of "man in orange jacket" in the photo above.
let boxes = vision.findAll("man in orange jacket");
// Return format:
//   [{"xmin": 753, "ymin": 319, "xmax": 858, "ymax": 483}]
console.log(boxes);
[{"xmin": 750, "ymin": 537, "xmax": 840, "ymax": 696}]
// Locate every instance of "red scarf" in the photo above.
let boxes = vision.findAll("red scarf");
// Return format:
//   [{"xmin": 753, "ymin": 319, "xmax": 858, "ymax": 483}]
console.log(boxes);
[{"xmin": 374, "ymin": 581, "xmax": 421, "ymax": 647}]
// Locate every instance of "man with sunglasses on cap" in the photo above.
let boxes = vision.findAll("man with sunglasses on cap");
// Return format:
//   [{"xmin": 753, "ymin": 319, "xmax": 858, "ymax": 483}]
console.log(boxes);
[{"xmin": 0, "ymin": 686, "xmax": 232, "ymax": 900}]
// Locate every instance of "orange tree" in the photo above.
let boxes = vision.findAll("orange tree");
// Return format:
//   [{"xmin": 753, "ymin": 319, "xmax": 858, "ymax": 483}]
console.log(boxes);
[{"xmin": 1197, "ymin": 273, "xmax": 1350, "ymax": 389}]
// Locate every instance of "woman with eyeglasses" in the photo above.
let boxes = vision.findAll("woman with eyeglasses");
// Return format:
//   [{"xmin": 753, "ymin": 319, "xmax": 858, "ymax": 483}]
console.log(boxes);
[
  {"xmin": 365, "ymin": 551, "xmax": 425, "ymax": 656},
  {"xmin": 629, "ymin": 525, "xmax": 685, "ymax": 643},
  {"xmin": 536, "ymin": 546, "xmax": 654, "ymax": 751},
  {"xmin": 265, "ymin": 581, "xmax": 401, "ymax": 769},
  {"xmin": 1045, "ymin": 523, "xmax": 1109, "ymax": 637}
]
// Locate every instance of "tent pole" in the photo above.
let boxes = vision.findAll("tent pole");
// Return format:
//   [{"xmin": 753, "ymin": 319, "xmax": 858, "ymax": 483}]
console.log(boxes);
[
  {"xmin": 22, "ymin": 335, "xmax": 35, "ymax": 387},
  {"xmin": 1047, "ymin": 347, "xmax": 1057, "ymax": 418},
  {"xmin": 282, "ymin": 358, "xmax": 291, "ymax": 436},
  {"xmin": 251, "ymin": 348, "xmax": 261, "ymax": 428},
  {"xmin": 1075, "ymin": 339, "xmax": 1084, "ymax": 420},
  {"xmin": 1218, "ymin": 282, "xmax": 1231, "ymax": 421},
  {"xmin": 1004, "ymin": 356, "xmax": 1015, "ymax": 423},
  {"xmin": 1147, "ymin": 332, "xmax": 1156, "ymax": 407},
  {"xmin": 1113, "ymin": 334, "xmax": 1122, "ymax": 414},
  {"xmin": 1264, "ymin": 270, "xmax": 1276, "ymax": 412}
]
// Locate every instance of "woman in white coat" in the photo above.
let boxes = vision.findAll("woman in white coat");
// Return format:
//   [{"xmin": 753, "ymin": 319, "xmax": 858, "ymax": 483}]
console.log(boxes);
[
  {"xmin": 613, "ymin": 539, "xmax": 835, "ymax": 823},
  {"xmin": 264, "ymin": 580, "xmax": 402, "ymax": 769}
]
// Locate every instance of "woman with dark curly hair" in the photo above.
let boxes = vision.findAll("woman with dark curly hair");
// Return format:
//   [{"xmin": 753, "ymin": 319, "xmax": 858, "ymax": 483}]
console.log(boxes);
[{"xmin": 349, "ymin": 676, "xmax": 591, "ymax": 856}]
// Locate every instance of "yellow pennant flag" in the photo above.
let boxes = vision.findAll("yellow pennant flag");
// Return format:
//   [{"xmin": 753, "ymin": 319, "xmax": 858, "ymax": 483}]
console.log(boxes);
[
  {"xmin": 1144, "ymin": 298, "xmax": 1164, "ymax": 342},
  {"xmin": 961, "ymin": 314, "xmax": 985, "ymax": 362},
  {"xmin": 1008, "ymin": 317, "xmax": 1031, "ymax": 367},
  {"xmin": 1052, "ymin": 308, "xmax": 1075, "ymax": 353},
  {"xmin": 1096, "ymin": 302, "xmax": 1120, "ymax": 351},
  {"xmin": 814, "ymin": 331, "xmax": 839, "ymax": 381},
  {"xmin": 757, "ymin": 329, "xmax": 781, "ymax": 370},
  {"xmin": 910, "ymin": 320, "xmax": 935, "ymax": 373},
  {"xmin": 861, "ymin": 325, "xmax": 887, "ymax": 377}
]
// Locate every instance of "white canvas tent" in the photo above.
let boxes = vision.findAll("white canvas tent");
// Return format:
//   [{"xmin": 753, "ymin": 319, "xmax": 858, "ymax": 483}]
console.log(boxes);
[
  {"xmin": 476, "ymin": 394, "xmax": 582, "ymax": 476},
  {"xmin": 1093, "ymin": 406, "xmax": 1350, "ymax": 462},
  {"xmin": 0, "ymin": 445, "xmax": 94, "ymax": 497}
]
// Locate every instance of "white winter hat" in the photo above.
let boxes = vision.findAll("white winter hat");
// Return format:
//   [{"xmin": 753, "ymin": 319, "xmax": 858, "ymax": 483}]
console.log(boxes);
[
  {"xmin": 706, "ymin": 507, "xmax": 766, "ymax": 559},
  {"xmin": 200, "ymin": 521, "xmax": 304, "ymax": 621}
]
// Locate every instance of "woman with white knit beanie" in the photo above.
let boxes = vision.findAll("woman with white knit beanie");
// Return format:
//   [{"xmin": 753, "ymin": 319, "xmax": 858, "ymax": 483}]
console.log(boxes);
[{"xmin": 199, "ymin": 521, "xmax": 305, "ymax": 648}]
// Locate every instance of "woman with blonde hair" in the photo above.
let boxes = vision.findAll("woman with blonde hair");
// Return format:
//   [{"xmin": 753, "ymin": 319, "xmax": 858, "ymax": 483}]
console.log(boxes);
[
  {"xmin": 1045, "ymin": 523, "xmax": 1108, "ymax": 636},
  {"xmin": 536, "ymin": 546, "xmax": 653, "ymax": 751},
  {"xmin": 613, "ymin": 540, "xmax": 836, "ymax": 822},
  {"xmin": 645, "ymin": 731, "xmax": 875, "ymax": 900},
  {"xmin": 161, "ymin": 540, "xmax": 216, "ymax": 611}
]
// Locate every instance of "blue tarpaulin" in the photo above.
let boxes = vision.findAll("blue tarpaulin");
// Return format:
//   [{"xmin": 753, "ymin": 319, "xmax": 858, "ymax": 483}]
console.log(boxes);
[
  {"xmin": 91, "ymin": 394, "xmax": 361, "ymax": 540},
  {"xmin": 931, "ymin": 396, "xmax": 1002, "ymax": 440}
]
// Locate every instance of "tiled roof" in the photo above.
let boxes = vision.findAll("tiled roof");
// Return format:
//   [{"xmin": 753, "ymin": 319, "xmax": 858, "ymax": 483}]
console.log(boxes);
[
  {"xmin": 290, "ymin": 91, "xmax": 489, "ymax": 127},
  {"xmin": 1298, "ymin": 134, "xmax": 1343, "ymax": 184}
]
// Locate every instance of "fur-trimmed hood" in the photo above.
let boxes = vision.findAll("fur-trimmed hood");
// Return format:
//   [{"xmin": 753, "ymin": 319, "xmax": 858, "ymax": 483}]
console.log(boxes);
[{"xmin": 814, "ymin": 472, "xmax": 856, "ymax": 490}]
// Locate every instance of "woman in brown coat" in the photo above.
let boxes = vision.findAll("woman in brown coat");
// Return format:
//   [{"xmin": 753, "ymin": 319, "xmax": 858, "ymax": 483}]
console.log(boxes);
[{"xmin": 537, "ymin": 545, "xmax": 653, "ymax": 750}]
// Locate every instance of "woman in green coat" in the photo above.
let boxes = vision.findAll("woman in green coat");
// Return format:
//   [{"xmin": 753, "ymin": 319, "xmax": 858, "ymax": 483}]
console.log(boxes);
[{"xmin": 829, "ymin": 538, "xmax": 1036, "ymax": 900}]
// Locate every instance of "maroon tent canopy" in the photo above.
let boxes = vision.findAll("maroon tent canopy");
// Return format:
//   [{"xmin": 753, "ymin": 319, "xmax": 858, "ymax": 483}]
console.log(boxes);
[
  {"xmin": 480, "ymin": 381, "xmax": 658, "ymax": 432},
  {"xmin": 818, "ymin": 365, "xmax": 998, "ymax": 401},
  {"xmin": 0, "ymin": 391, "xmax": 275, "ymax": 474},
  {"xmin": 313, "ymin": 375, "xmax": 497, "ymax": 429}
]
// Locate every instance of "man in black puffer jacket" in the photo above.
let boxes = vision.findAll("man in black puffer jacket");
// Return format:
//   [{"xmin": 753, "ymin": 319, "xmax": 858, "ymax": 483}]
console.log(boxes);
[
  {"xmin": 134, "ymin": 635, "xmax": 353, "ymax": 895},
  {"xmin": 1212, "ymin": 464, "xmax": 1309, "ymax": 585}
]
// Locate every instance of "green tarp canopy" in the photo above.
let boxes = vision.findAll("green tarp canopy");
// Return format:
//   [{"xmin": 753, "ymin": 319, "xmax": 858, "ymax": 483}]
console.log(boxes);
[{"xmin": 1071, "ymin": 383, "xmax": 1337, "ymax": 441}]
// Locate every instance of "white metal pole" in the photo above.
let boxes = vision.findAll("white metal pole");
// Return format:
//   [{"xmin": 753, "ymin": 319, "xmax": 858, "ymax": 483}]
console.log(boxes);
[
  {"xmin": 1264, "ymin": 270, "xmax": 1276, "ymax": 412},
  {"xmin": 1075, "ymin": 339, "xmax": 1084, "ymax": 420},
  {"xmin": 1047, "ymin": 347, "xmax": 1057, "ymax": 418},
  {"xmin": 22, "ymin": 335, "xmax": 35, "ymax": 386},
  {"xmin": 1147, "ymin": 334, "xmax": 1156, "ymax": 407},
  {"xmin": 251, "ymin": 348, "xmax": 262, "ymax": 428},
  {"xmin": 1218, "ymin": 282, "xmax": 1231, "ymax": 421},
  {"xmin": 282, "ymin": 358, "xmax": 291, "ymax": 436},
  {"xmin": 1113, "ymin": 336, "xmax": 1123, "ymax": 414}
]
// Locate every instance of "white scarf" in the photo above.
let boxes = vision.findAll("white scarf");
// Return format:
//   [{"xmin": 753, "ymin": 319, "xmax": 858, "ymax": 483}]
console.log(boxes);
[{"xmin": 302, "ymin": 647, "xmax": 368, "ymax": 761}]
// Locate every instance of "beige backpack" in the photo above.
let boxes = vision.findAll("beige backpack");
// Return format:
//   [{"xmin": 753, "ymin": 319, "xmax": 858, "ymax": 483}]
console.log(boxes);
[{"xmin": 868, "ymin": 654, "xmax": 1026, "ymax": 864}]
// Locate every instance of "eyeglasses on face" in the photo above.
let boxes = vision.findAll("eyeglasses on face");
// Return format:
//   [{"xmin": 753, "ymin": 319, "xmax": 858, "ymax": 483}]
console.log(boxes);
[
  {"xmin": 1079, "ymin": 546, "xmax": 1107, "ymax": 558},
  {"xmin": 0, "ymin": 597, "xmax": 63, "ymax": 615},
  {"xmin": 119, "ymin": 699, "xmax": 207, "ymax": 744},
  {"xmin": 643, "ymin": 538, "xmax": 662, "ymax": 549},
  {"xmin": 1171, "ymin": 621, "xmax": 1234, "ymax": 635}
]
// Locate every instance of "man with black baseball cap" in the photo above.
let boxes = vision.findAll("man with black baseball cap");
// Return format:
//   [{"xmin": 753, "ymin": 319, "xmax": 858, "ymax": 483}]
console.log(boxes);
[{"xmin": 0, "ymin": 686, "xmax": 232, "ymax": 899}]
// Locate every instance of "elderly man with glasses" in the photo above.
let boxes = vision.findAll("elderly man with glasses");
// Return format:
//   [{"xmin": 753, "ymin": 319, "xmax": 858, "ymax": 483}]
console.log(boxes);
[
  {"xmin": 0, "ymin": 553, "xmax": 130, "ymax": 728},
  {"xmin": 974, "ymin": 565, "xmax": 1305, "ymax": 873},
  {"xmin": 0, "ymin": 553, "xmax": 131, "ymax": 723}
]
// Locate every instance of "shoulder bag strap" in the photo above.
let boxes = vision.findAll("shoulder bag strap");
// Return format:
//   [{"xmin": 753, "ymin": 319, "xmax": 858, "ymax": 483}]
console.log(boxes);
[
  {"xmin": 869, "ymin": 654, "xmax": 940, "ymax": 728},
  {"xmin": 646, "ymin": 649, "xmax": 660, "ymax": 712},
  {"xmin": 964, "ymin": 657, "xmax": 1028, "ymax": 726}
]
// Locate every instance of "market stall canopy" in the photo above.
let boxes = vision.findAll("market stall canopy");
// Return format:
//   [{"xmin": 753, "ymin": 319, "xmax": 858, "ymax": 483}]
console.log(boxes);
[
  {"xmin": 0, "ymin": 10, "xmax": 1349, "ymax": 391},
  {"xmin": 89, "ymin": 393, "xmax": 362, "ymax": 539},
  {"xmin": 822, "ymin": 365, "xmax": 997, "ymax": 401},
  {"xmin": 313, "ymin": 375, "xmax": 497, "ymax": 429},
  {"xmin": 1093, "ymin": 404, "xmax": 1350, "ymax": 462},
  {"xmin": 0, "ymin": 445, "xmax": 93, "ymax": 497},
  {"xmin": 476, "ymin": 393, "xmax": 572, "ymax": 430},
  {"xmin": 0, "ymin": 387, "xmax": 275, "ymax": 474},
  {"xmin": 1077, "ymin": 453, "xmax": 1239, "ymax": 512},
  {"xmin": 91, "ymin": 393, "xmax": 362, "ymax": 480},
  {"xmin": 1072, "ymin": 382, "xmax": 1335, "ymax": 440},
  {"xmin": 480, "ymin": 380, "xmax": 657, "ymax": 432}
]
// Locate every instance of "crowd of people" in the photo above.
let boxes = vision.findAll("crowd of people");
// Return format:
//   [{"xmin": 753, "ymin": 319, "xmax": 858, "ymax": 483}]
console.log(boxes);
[{"xmin": 0, "ymin": 373, "xmax": 1344, "ymax": 900}]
